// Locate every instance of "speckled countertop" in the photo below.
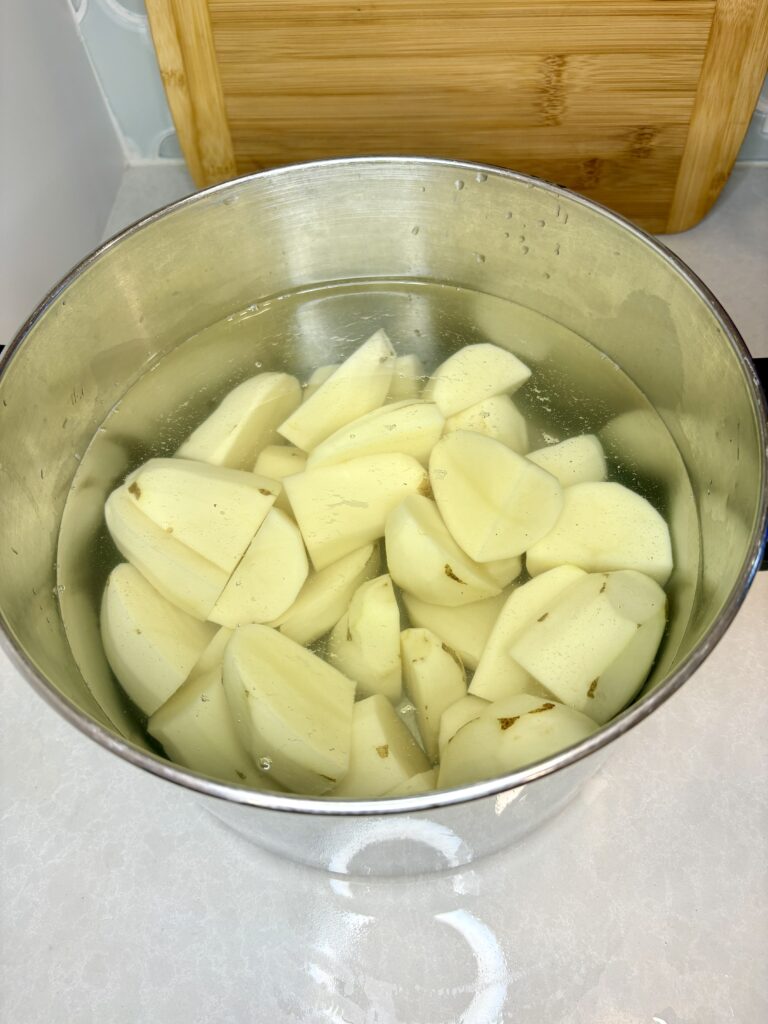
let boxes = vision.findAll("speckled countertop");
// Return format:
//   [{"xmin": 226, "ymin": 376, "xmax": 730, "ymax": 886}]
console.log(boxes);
[{"xmin": 1, "ymin": 165, "xmax": 766, "ymax": 1024}]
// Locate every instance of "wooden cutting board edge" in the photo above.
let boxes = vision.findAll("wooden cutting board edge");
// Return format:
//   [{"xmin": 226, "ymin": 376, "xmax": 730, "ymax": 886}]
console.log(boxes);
[{"xmin": 146, "ymin": 0, "xmax": 768, "ymax": 233}]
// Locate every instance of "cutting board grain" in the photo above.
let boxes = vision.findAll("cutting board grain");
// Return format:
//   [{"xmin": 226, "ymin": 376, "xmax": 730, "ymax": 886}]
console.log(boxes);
[{"xmin": 146, "ymin": 0, "xmax": 768, "ymax": 231}]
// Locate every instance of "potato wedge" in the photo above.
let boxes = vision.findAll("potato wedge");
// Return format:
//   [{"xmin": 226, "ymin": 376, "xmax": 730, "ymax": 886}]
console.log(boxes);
[
  {"xmin": 402, "ymin": 589, "xmax": 509, "ymax": 670},
  {"xmin": 307, "ymin": 400, "xmax": 444, "ymax": 469},
  {"xmin": 586, "ymin": 606, "xmax": 667, "ymax": 724},
  {"xmin": 510, "ymin": 570, "xmax": 667, "ymax": 714},
  {"xmin": 121, "ymin": 458, "xmax": 279, "ymax": 574},
  {"xmin": 401, "ymin": 628, "xmax": 467, "ymax": 762},
  {"xmin": 385, "ymin": 495, "xmax": 501, "ymax": 606},
  {"xmin": 271, "ymin": 544, "xmax": 381, "ymax": 646},
  {"xmin": 278, "ymin": 330, "xmax": 395, "ymax": 450},
  {"xmin": 332, "ymin": 694, "xmax": 430, "ymax": 798},
  {"xmin": 444, "ymin": 394, "xmax": 529, "ymax": 453},
  {"xmin": 328, "ymin": 575, "xmax": 402, "ymax": 702},
  {"xmin": 383, "ymin": 768, "xmax": 437, "ymax": 797},
  {"xmin": 430, "ymin": 431, "xmax": 563, "ymax": 561},
  {"xmin": 437, "ymin": 695, "xmax": 489, "ymax": 755},
  {"xmin": 527, "ymin": 434, "xmax": 607, "ymax": 487},
  {"xmin": 526, "ymin": 481, "xmax": 674, "ymax": 585},
  {"xmin": 423, "ymin": 342, "xmax": 531, "ymax": 416},
  {"xmin": 176, "ymin": 372, "xmax": 301, "ymax": 469},
  {"xmin": 223, "ymin": 624, "xmax": 355, "ymax": 794},
  {"xmin": 148, "ymin": 627, "xmax": 273, "ymax": 787},
  {"xmin": 469, "ymin": 566, "xmax": 586, "ymax": 702},
  {"xmin": 284, "ymin": 453, "xmax": 428, "ymax": 570},
  {"xmin": 209, "ymin": 509, "xmax": 309, "ymax": 627},
  {"xmin": 105, "ymin": 490, "xmax": 229, "ymax": 619},
  {"xmin": 101, "ymin": 563, "xmax": 216, "ymax": 715},
  {"xmin": 438, "ymin": 694, "xmax": 597, "ymax": 789}
]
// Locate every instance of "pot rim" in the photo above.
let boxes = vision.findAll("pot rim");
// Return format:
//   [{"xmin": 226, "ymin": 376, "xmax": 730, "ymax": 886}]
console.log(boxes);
[{"xmin": 2, "ymin": 156, "xmax": 767, "ymax": 817}]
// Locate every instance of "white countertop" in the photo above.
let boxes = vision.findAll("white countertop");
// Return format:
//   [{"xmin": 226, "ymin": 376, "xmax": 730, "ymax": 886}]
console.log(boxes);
[{"xmin": 2, "ymin": 165, "xmax": 766, "ymax": 1024}]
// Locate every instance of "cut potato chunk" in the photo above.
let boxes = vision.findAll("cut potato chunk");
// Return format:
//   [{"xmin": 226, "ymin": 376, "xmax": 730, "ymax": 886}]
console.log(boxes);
[
  {"xmin": 223, "ymin": 624, "xmax": 355, "ymax": 794},
  {"xmin": 444, "ymin": 395, "xmax": 529, "ymax": 454},
  {"xmin": 401, "ymin": 628, "xmax": 467, "ymax": 762},
  {"xmin": 385, "ymin": 495, "xmax": 501, "ymax": 606},
  {"xmin": 284, "ymin": 453, "xmax": 428, "ymax": 570},
  {"xmin": 332, "ymin": 694, "xmax": 430, "ymax": 798},
  {"xmin": 526, "ymin": 481, "xmax": 673, "ymax": 585},
  {"xmin": 101, "ymin": 563, "xmax": 216, "ymax": 715},
  {"xmin": 105, "ymin": 490, "xmax": 229, "ymax": 619},
  {"xmin": 430, "ymin": 431, "xmax": 563, "ymax": 561},
  {"xmin": 328, "ymin": 575, "xmax": 402, "ymax": 702},
  {"xmin": 423, "ymin": 342, "xmax": 531, "ymax": 416},
  {"xmin": 438, "ymin": 695, "xmax": 489, "ymax": 755},
  {"xmin": 586, "ymin": 606, "xmax": 666, "ymax": 724},
  {"xmin": 209, "ymin": 509, "xmax": 309, "ymax": 627},
  {"xmin": 148, "ymin": 627, "xmax": 268, "ymax": 786},
  {"xmin": 384, "ymin": 768, "xmax": 437, "ymax": 797},
  {"xmin": 176, "ymin": 372, "xmax": 301, "ymax": 469},
  {"xmin": 271, "ymin": 544, "xmax": 380, "ymax": 646},
  {"xmin": 402, "ymin": 589, "xmax": 509, "ymax": 670},
  {"xmin": 527, "ymin": 435, "xmax": 607, "ymax": 487},
  {"xmin": 307, "ymin": 400, "xmax": 444, "ymax": 469},
  {"xmin": 121, "ymin": 458, "xmax": 279, "ymax": 574},
  {"xmin": 388, "ymin": 354, "xmax": 425, "ymax": 401},
  {"xmin": 278, "ymin": 330, "xmax": 395, "ymax": 450},
  {"xmin": 438, "ymin": 694, "xmax": 597, "ymax": 789},
  {"xmin": 469, "ymin": 566, "xmax": 586, "ymax": 702},
  {"xmin": 253, "ymin": 444, "xmax": 307, "ymax": 480},
  {"xmin": 253, "ymin": 444, "xmax": 307, "ymax": 513},
  {"xmin": 510, "ymin": 570, "xmax": 667, "ymax": 715},
  {"xmin": 303, "ymin": 364, "xmax": 339, "ymax": 402}
]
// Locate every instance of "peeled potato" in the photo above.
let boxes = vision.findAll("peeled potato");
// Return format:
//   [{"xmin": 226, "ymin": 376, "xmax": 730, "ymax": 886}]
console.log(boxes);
[
  {"xmin": 105, "ymin": 490, "xmax": 229, "ymax": 619},
  {"xmin": 527, "ymin": 434, "xmax": 607, "ymax": 487},
  {"xmin": 209, "ymin": 509, "xmax": 309, "ymax": 627},
  {"xmin": 444, "ymin": 395, "xmax": 529, "ymax": 454},
  {"xmin": 284, "ymin": 453, "xmax": 428, "ymax": 570},
  {"xmin": 384, "ymin": 768, "xmax": 437, "ymax": 797},
  {"xmin": 328, "ymin": 575, "xmax": 402, "ymax": 702},
  {"xmin": 385, "ymin": 495, "xmax": 501, "ymax": 606},
  {"xmin": 483, "ymin": 556, "xmax": 522, "ymax": 588},
  {"xmin": 388, "ymin": 354, "xmax": 425, "ymax": 401},
  {"xmin": 253, "ymin": 444, "xmax": 308, "ymax": 513},
  {"xmin": 526, "ymin": 481, "xmax": 674, "ymax": 585},
  {"xmin": 120, "ymin": 458, "xmax": 279, "ymax": 574},
  {"xmin": 401, "ymin": 628, "xmax": 467, "ymax": 762},
  {"xmin": 176, "ymin": 372, "xmax": 301, "ymax": 469},
  {"xmin": 438, "ymin": 694, "xmax": 597, "ymax": 789},
  {"xmin": 586, "ymin": 605, "xmax": 667, "ymax": 724},
  {"xmin": 223, "ymin": 624, "xmax": 355, "ymax": 794},
  {"xmin": 429, "ymin": 430, "xmax": 563, "ymax": 561},
  {"xmin": 401, "ymin": 588, "xmax": 509, "ymax": 670},
  {"xmin": 101, "ymin": 563, "xmax": 216, "ymax": 715},
  {"xmin": 278, "ymin": 330, "xmax": 395, "ymax": 450},
  {"xmin": 510, "ymin": 569, "xmax": 667, "ymax": 715},
  {"xmin": 271, "ymin": 543, "xmax": 381, "ymax": 646},
  {"xmin": 307, "ymin": 400, "xmax": 444, "ymax": 468},
  {"xmin": 303, "ymin": 364, "xmax": 338, "ymax": 403},
  {"xmin": 423, "ymin": 342, "xmax": 531, "ymax": 417},
  {"xmin": 469, "ymin": 565, "xmax": 586, "ymax": 702},
  {"xmin": 437, "ymin": 695, "xmax": 489, "ymax": 755},
  {"xmin": 332, "ymin": 694, "xmax": 430, "ymax": 798},
  {"xmin": 148, "ymin": 627, "xmax": 272, "ymax": 787}
]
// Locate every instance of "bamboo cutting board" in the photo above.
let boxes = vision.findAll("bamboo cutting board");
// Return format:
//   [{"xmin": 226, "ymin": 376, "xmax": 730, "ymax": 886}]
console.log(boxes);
[{"xmin": 146, "ymin": 0, "xmax": 768, "ymax": 231}]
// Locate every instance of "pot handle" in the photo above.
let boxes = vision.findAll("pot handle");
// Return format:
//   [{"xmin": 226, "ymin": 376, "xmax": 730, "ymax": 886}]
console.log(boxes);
[{"xmin": 754, "ymin": 357, "xmax": 768, "ymax": 572}]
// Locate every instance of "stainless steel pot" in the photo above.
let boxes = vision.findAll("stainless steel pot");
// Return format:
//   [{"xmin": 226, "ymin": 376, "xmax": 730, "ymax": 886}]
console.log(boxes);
[{"xmin": 1, "ymin": 158, "xmax": 766, "ymax": 875}]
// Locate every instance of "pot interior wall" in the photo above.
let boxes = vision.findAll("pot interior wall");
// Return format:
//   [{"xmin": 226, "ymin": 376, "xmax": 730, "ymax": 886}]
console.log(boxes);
[{"xmin": 0, "ymin": 161, "xmax": 763, "ymax": 766}]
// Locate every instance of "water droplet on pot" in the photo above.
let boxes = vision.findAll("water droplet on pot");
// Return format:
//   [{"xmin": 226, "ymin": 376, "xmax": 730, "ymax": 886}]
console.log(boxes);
[
  {"xmin": 475, "ymin": 172, "xmax": 488, "ymax": 183},
  {"xmin": 411, "ymin": 225, "xmax": 420, "ymax": 235},
  {"xmin": 258, "ymin": 757, "xmax": 273, "ymax": 772},
  {"xmin": 521, "ymin": 245, "xmax": 529, "ymax": 255},
  {"xmin": 474, "ymin": 252, "xmax": 486, "ymax": 263},
  {"xmin": 454, "ymin": 180, "xmax": 465, "ymax": 191}
]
